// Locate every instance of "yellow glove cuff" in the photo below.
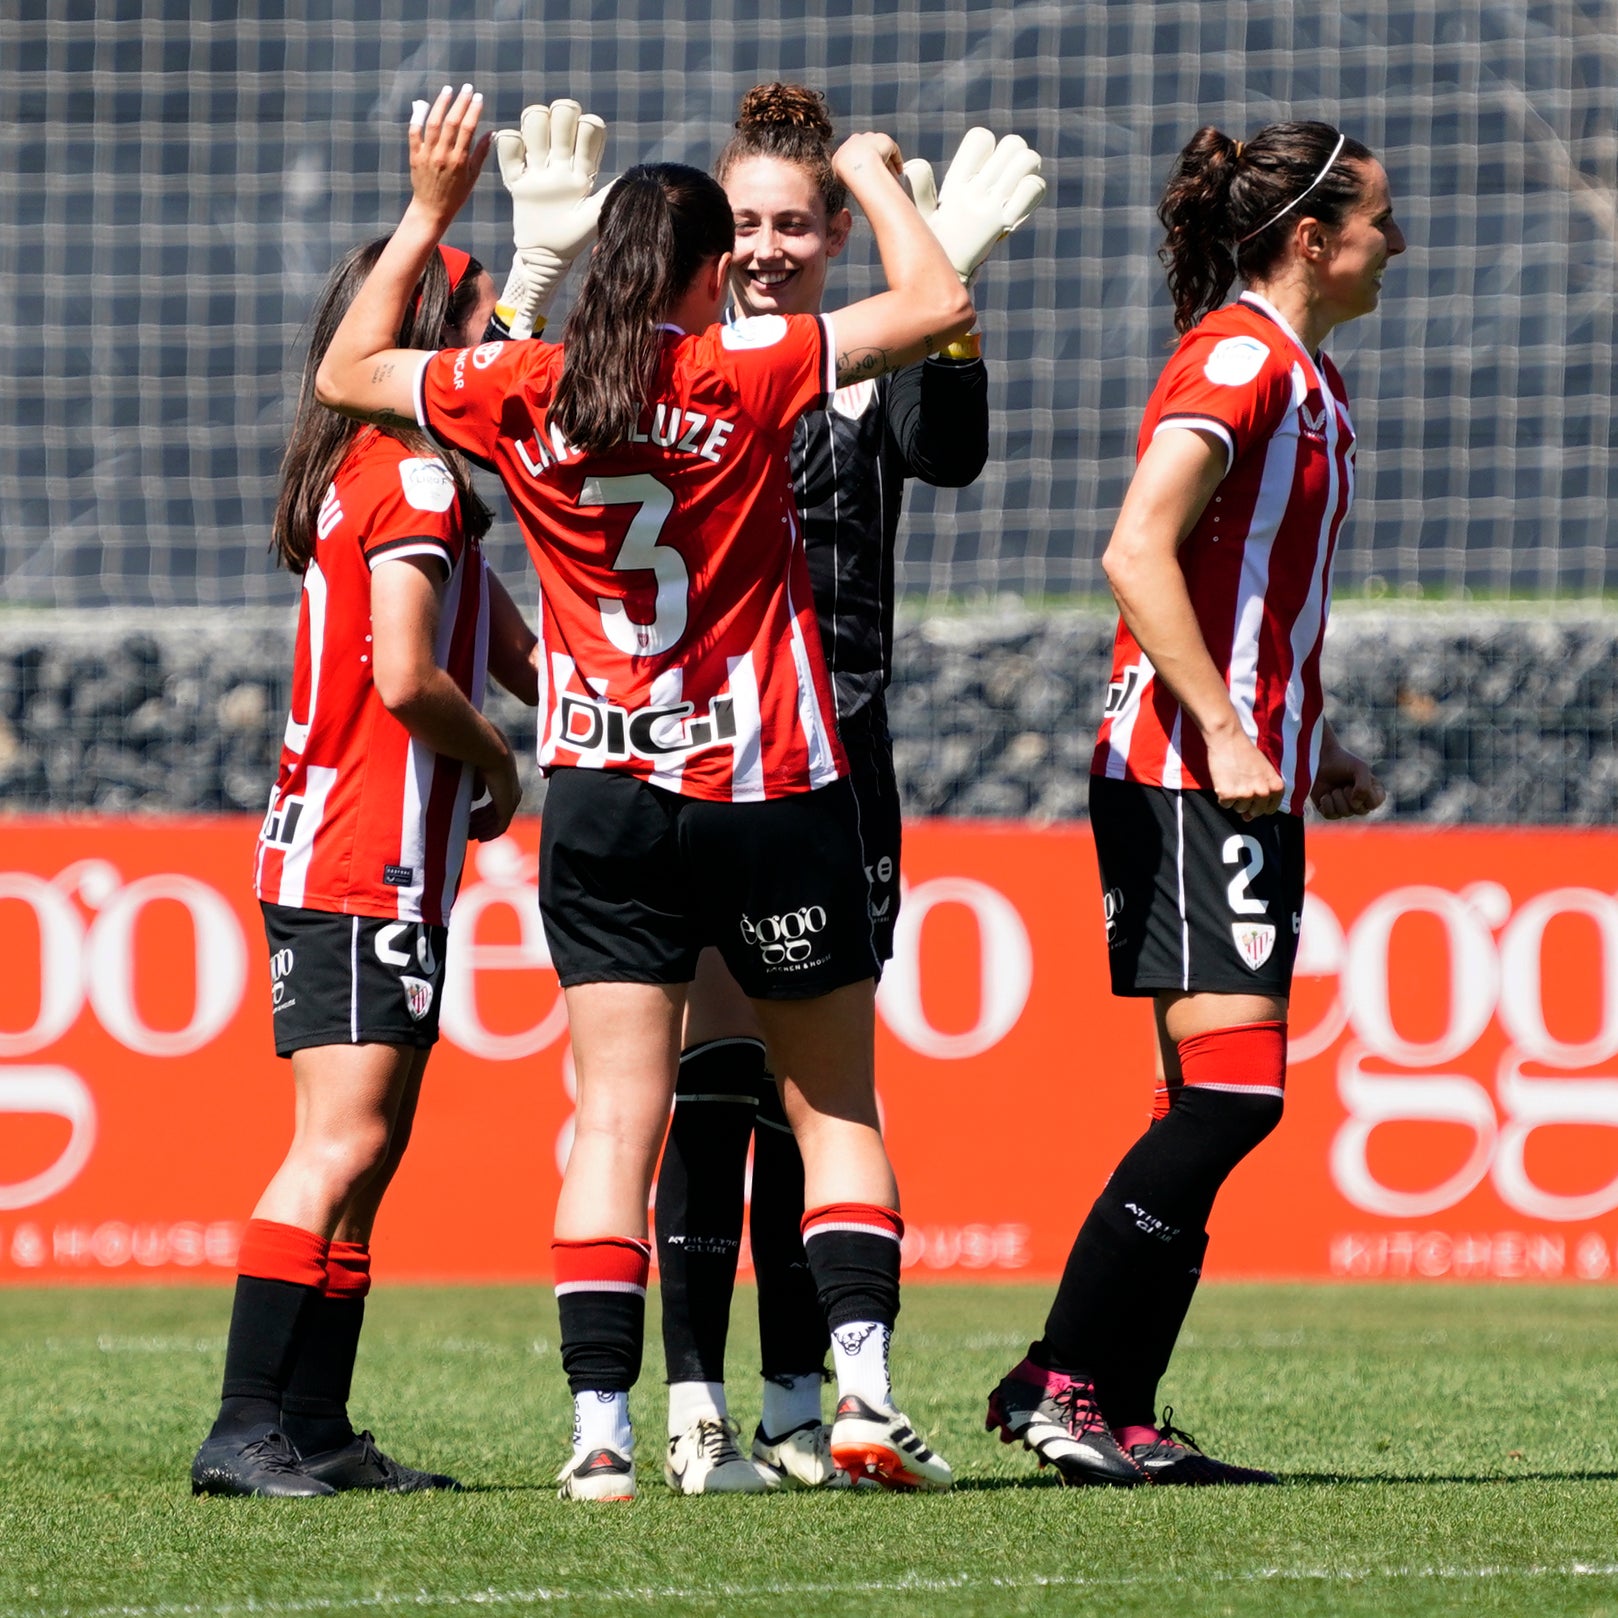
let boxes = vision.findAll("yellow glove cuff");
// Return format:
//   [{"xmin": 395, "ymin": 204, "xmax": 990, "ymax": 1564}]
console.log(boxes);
[{"xmin": 937, "ymin": 331, "xmax": 982, "ymax": 362}]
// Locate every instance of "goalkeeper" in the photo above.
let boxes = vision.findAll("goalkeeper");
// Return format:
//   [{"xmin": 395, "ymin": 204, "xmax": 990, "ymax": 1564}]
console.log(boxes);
[{"xmin": 633, "ymin": 83, "xmax": 1045, "ymax": 1495}]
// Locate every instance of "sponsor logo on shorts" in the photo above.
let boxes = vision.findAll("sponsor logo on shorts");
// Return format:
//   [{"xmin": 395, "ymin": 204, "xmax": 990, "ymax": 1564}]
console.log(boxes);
[
  {"xmin": 269, "ymin": 948, "xmax": 295, "ymax": 1013},
  {"xmin": 739, "ymin": 906, "xmax": 829, "ymax": 970},
  {"xmin": 1103, "ymin": 886, "xmax": 1125, "ymax": 947},
  {"xmin": 1233, "ymin": 921, "xmax": 1277, "ymax": 971},
  {"xmin": 401, "ymin": 975, "xmax": 435, "ymax": 1022},
  {"xmin": 383, "ymin": 864, "xmax": 415, "ymax": 887}
]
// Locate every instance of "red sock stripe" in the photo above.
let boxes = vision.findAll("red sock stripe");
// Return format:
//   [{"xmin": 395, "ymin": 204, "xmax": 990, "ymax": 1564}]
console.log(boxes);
[
  {"xmin": 236, "ymin": 1218, "xmax": 329, "ymax": 1288},
  {"xmin": 801, "ymin": 1202, "xmax": 904, "ymax": 1243},
  {"xmin": 324, "ymin": 1240, "xmax": 372, "ymax": 1300},
  {"xmin": 1177, "ymin": 1020, "xmax": 1288, "ymax": 1096},
  {"xmin": 552, "ymin": 1237, "xmax": 651, "ymax": 1296}
]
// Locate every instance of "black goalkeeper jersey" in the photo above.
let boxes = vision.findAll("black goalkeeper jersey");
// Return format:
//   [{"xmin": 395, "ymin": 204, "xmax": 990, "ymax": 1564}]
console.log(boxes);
[{"xmin": 791, "ymin": 355, "xmax": 989, "ymax": 721}]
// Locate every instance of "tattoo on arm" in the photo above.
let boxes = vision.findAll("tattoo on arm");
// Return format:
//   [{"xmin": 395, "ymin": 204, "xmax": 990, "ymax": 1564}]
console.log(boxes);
[
  {"xmin": 836, "ymin": 345, "xmax": 896, "ymax": 385},
  {"xmin": 370, "ymin": 361, "xmax": 397, "ymax": 386}
]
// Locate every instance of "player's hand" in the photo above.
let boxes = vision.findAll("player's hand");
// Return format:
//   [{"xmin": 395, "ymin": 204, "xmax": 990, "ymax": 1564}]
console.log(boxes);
[
  {"xmin": 834, "ymin": 132, "xmax": 905, "ymax": 184},
  {"xmin": 903, "ymin": 129, "xmax": 1047, "ymax": 283},
  {"xmin": 408, "ymin": 85, "xmax": 492, "ymax": 228},
  {"xmin": 1206, "ymin": 727, "xmax": 1285, "ymax": 821},
  {"xmin": 469, "ymin": 749, "xmax": 522, "ymax": 842},
  {"xmin": 1310, "ymin": 736, "xmax": 1386, "ymax": 820},
  {"xmin": 493, "ymin": 99, "xmax": 610, "ymax": 335}
]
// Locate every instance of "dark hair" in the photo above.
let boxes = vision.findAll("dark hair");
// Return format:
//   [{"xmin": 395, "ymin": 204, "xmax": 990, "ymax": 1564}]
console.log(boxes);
[
  {"xmin": 1157, "ymin": 121, "xmax": 1374, "ymax": 334},
  {"xmin": 550, "ymin": 163, "xmax": 734, "ymax": 455},
  {"xmin": 714, "ymin": 81, "xmax": 846, "ymax": 218},
  {"xmin": 271, "ymin": 240, "xmax": 491, "ymax": 573}
]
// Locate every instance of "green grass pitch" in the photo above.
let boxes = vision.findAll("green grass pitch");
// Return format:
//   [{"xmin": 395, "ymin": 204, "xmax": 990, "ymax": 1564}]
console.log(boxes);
[{"xmin": 5, "ymin": 1282, "xmax": 1618, "ymax": 1618}]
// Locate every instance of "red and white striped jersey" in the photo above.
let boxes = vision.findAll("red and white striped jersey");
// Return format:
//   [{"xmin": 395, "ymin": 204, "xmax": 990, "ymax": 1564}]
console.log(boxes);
[
  {"xmin": 1092, "ymin": 291, "xmax": 1356, "ymax": 814},
  {"xmin": 414, "ymin": 313, "xmax": 845, "ymax": 803},
  {"xmin": 255, "ymin": 427, "xmax": 490, "ymax": 925}
]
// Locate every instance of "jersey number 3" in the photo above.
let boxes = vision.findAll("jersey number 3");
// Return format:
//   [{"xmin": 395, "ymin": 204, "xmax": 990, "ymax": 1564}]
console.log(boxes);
[{"xmin": 579, "ymin": 474, "xmax": 686, "ymax": 657}]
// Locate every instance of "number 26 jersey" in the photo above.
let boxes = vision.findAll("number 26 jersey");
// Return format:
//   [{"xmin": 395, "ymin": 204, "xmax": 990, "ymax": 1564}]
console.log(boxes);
[{"xmin": 414, "ymin": 313, "xmax": 845, "ymax": 804}]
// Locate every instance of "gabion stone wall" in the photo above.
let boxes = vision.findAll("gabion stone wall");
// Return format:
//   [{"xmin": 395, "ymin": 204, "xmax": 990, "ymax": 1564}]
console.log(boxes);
[{"xmin": 0, "ymin": 608, "xmax": 1613, "ymax": 825}]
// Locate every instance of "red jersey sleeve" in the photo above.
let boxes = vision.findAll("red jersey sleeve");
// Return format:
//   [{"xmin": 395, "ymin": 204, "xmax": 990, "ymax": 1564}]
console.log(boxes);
[
  {"xmin": 347, "ymin": 442, "xmax": 464, "ymax": 576},
  {"xmin": 414, "ymin": 338, "xmax": 558, "ymax": 470},
  {"xmin": 1147, "ymin": 329, "xmax": 1293, "ymax": 473},
  {"xmin": 706, "ymin": 313, "xmax": 835, "ymax": 432}
]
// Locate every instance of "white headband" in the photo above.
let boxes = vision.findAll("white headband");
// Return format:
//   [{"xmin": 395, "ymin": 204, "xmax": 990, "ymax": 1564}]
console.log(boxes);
[{"xmin": 1235, "ymin": 132, "xmax": 1348, "ymax": 246}]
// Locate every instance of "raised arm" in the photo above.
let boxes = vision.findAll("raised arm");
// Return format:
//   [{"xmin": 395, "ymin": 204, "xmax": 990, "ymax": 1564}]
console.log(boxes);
[
  {"xmin": 315, "ymin": 85, "xmax": 492, "ymax": 426},
  {"xmin": 1101, "ymin": 427, "xmax": 1285, "ymax": 820},
  {"xmin": 827, "ymin": 134, "xmax": 975, "ymax": 386}
]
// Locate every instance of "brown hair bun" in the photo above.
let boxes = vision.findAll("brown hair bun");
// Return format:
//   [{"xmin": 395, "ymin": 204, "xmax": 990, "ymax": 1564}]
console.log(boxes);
[{"xmin": 736, "ymin": 82, "xmax": 834, "ymax": 142}]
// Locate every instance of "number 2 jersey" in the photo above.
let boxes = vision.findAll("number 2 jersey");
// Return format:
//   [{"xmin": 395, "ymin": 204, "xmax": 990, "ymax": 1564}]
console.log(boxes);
[
  {"xmin": 254, "ymin": 427, "xmax": 490, "ymax": 926},
  {"xmin": 1092, "ymin": 291, "xmax": 1357, "ymax": 815},
  {"xmin": 413, "ymin": 313, "xmax": 845, "ymax": 804}
]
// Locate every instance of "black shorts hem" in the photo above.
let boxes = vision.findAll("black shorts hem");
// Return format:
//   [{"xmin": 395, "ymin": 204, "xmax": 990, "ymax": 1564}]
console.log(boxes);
[
  {"xmin": 723, "ymin": 959, "xmax": 876, "ymax": 1002},
  {"xmin": 273, "ymin": 1025, "xmax": 439, "ymax": 1058},
  {"xmin": 553, "ymin": 967, "xmax": 695, "ymax": 989}
]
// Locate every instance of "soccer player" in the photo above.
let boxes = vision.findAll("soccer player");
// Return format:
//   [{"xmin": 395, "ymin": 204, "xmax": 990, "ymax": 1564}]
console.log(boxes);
[
  {"xmin": 653, "ymin": 83, "xmax": 1045, "ymax": 1495},
  {"xmin": 314, "ymin": 86, "xmax": 975, "ymax": 1500},
  {"xmin": 986, "ymin": 121, "xmax": 1401, "ymax": 1486},
  {"xmin": 190, "ymin": 239, "xmax": 539, "ymax": 1497}
]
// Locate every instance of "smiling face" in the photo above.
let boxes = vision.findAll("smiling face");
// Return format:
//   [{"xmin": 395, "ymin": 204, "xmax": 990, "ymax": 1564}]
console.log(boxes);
[
  {"xmin": 1315, "ymin": 159, "xmax": 1406, "ymax": 323},
  {"xmin": 724, "ymin": 154, "xmax": 851, "ymax": 318}
]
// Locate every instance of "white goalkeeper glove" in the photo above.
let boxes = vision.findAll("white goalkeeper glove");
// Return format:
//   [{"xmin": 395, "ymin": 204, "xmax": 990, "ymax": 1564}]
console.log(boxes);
[
  {"xmin": 492, "ymin": 98, "xmax": 610, "ymax": 338},
  {"xmin": 902, "ymin": 128, "xmax": 1047, "ymax": 285}
]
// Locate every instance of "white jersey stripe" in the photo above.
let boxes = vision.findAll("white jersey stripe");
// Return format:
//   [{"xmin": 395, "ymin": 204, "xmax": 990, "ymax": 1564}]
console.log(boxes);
[
  {"xmin": 644, "ymin": 665, "xmax": 688, "ymax": 795},
  {"xmin": 726, "ymin": 652, "xmax": 764, "ymax": 801},
  {"xmin": 273, "ymin": 764, "xmax": 338, "ymax": 909},
  {"xmin": 1101, "ymin": 655, "xmax": 1154, "ymax": 781},
  {"xmin": 1277, "ymin": 359, "xmax": 1341, "ymax": 809},
  {"xmin": 1224, "ymin": 373, "xmax": 1302, "ymax": 743}
]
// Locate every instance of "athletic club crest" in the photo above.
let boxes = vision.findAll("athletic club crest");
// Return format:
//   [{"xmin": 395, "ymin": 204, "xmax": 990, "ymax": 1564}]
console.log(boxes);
[
  {"xmin": 1231, "ymin": 922, "xmax": 1276, "ymax": 972},
  {"xmin": 401, "ymin": 976, "xmax": 435, "ymax": 1021}
]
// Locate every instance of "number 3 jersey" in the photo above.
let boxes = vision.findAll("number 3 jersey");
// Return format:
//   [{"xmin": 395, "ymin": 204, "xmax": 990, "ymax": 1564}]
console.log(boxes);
[
  {"xmin": 414, "ymin": 313, "xmax": 845, "ymax": 804},
  {"xmin": 254, "ymin": 427, "xmax": 490, "ymax": 926},
  {"xmin": 1092, "ymin": 291, "xmax": 1357, "ymax": 815}
]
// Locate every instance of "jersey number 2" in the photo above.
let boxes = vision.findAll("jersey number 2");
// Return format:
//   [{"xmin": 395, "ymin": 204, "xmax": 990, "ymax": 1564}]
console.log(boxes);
[{"xmin": 578, "ymin": 474, "xmax": 686, "ymax": 657}]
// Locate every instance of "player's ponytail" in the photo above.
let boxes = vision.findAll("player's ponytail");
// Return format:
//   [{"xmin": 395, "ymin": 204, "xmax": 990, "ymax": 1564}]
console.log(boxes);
[
  {"xmin": 274, "ymin": 240, "xmax": 491, "ymax": 573},
  {"xmin": 1158, "ymin": 121, "xmax": 1372, "ymax": 334},
  {"xmin": 716, "ymin": 82, "xmax": 846, "ymax": 218},
  {"xmin": 551, "ymin": 163, "xmax": 733, "ymax": 455}
]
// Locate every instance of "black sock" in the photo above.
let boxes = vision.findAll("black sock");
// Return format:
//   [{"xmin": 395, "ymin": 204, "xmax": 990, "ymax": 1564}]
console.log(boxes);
[
  {"xmin": 1035, "ymin": 1086, "xmax": 1280, "ymax": 1385},
  {"xmin": 280, "ymin": 1294, "xmax": 365, "ymax": 1456},
  {"xmin": 1102, "ymin": 1230, "xmax": 1209, "ymax": 1428},
  {"xmin": 211, "ymin": 1276, "xmax": 321, "ymax": 1439},
  {"xmin": 750, "ymin": 1076, "xmax": 829, "ymax": 1378},
  {"xmin": 654, "ymin": 1038, "xmax": 762, "ymax": 1384},
  {"xmin": 554, "ymin": 1238, "xmax": 651, "ymax": 1395},
  {"xmin": 801, "ymin": 1204, "xmax": 902, "ymax": 1332}
]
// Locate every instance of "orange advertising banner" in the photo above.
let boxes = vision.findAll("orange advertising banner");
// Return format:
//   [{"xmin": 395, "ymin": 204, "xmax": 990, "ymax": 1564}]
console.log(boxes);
[{"xmin": 3, "ymin": 818, "xmax": 1618, "ymax": 1286}]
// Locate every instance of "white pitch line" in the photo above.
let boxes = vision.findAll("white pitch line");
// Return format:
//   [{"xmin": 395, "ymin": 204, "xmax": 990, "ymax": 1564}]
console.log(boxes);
[{"xmin": 13, "ymin": 1562, "xmax": 1618, "ymax": 1618}]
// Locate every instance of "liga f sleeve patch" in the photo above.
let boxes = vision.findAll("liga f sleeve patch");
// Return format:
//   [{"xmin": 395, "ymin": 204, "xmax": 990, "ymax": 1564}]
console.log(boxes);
[
  {"xmin": 1202, "ymin": 335, "xmax": 1270, "ymax": 387},
  {"xmin": 398, "ymin": 456, "xmax": 456, "ymax": 513},
  {"xmin": 720, "ymin": 314, "xmax": 789, "ymax": 351}
]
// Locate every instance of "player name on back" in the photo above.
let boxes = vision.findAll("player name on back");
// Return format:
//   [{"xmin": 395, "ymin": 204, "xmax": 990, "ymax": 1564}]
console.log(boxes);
[{"xmin": 515, "ymin": 404, "xmax": 737, "ymax": 478}]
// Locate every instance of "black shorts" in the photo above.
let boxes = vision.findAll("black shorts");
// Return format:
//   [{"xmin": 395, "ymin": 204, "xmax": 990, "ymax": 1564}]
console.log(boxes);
[
  {"xmin": 261, "ymin": 903, "xmax": 448, "ymax": 1056},
  {"xmin": 1089, "ymin": 776, "xmax": 1304, "ymax": 998},
  {"xmin": 841, "ymin": 695, "xmax": 901, "ymax": 966},
  {"xmin": 539, "ymin": 766, "xmax": 878, "ymax": 1000}
]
